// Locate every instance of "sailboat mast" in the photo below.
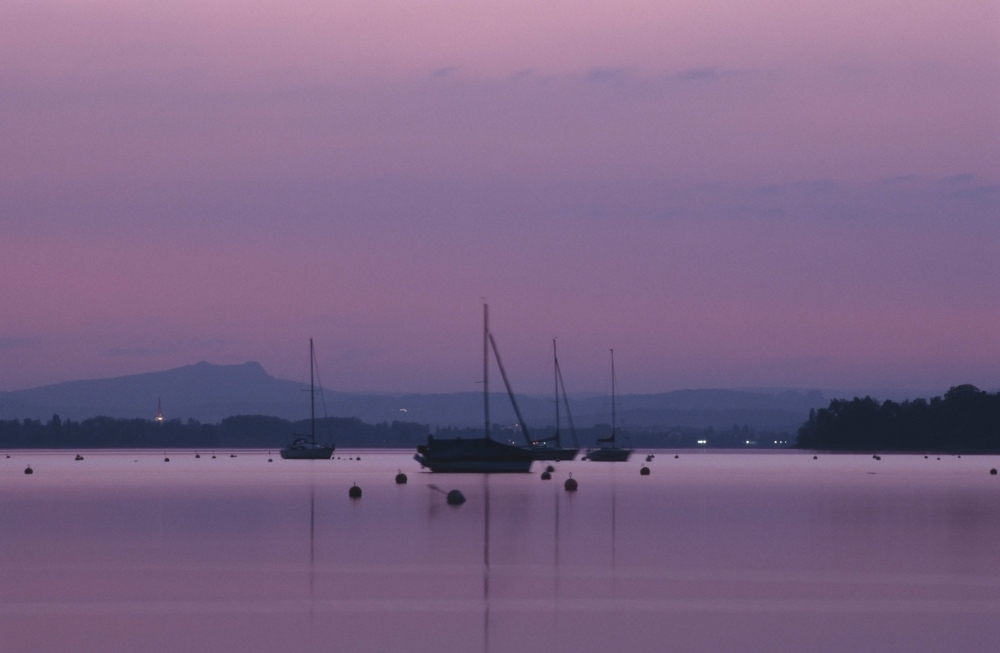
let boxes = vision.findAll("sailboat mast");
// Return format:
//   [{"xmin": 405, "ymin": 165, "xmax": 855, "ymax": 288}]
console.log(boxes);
[
  {"xmin": 553, "ymin": 339, "xmax": 560, "ymax": 447},
  {"xmin": 310, "ymin": 338, "xmax": 316, "ymax": 444},
  {"xmin": 484, "ymin": 304, "xmax": 490, "ymax": 441},
  {"xmin": 610, "ymin": 349, "xmax": 616, "ymax": 445}
]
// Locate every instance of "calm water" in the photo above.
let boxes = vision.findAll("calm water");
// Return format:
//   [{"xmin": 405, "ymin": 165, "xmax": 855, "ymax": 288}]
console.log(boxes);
[{"xmin": 2, "ymin": 450, "xmax": 999, "ymax": 652}]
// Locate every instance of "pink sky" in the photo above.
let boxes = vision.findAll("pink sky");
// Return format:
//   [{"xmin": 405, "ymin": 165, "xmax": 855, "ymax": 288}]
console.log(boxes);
[{"xmin": 0, "ymin": 0, "xmax": 998, "ymax": 394}]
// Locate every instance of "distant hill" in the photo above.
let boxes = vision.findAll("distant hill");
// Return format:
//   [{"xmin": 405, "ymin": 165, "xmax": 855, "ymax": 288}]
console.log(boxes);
[{"xmin": 0, "ymin": 362, "xmax": 827, "ymax": 432}]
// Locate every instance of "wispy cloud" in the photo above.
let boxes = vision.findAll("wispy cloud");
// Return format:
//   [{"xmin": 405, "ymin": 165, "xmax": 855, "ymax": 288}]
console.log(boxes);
[
  {"xmin": 431, "ymin": 66, "xmax": 458, "ymax": 79},
  {"xmin": 0, "ymin": 337, "xmax": 33, "ymax": 351},
  {"xmin": 586, "ymin": 67, "xmax": 633, "ymax": 83}
]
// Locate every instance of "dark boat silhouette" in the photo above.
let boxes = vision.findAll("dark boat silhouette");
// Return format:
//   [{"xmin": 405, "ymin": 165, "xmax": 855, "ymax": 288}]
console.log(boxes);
[
  {"xmin": 527, "ymin": 339, "xmax": 579, "ymax": 461},
  {"xmin": 583, "ymin": 349, "xmax": 632, "ymax": 462},
  {"xmin": 414, "ymin": 305, "xmax": 533, "ymax": 473},
  {"xmin": 280, "ymin": 339, "xmax": 335, "ymax": 460}
]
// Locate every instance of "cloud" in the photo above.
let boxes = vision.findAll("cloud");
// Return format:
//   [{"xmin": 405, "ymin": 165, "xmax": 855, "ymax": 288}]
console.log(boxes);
[
  {"xmin": 586, "ymin": 67, "xmax": 633, "ymax": 83},
  {"xmin": 0, "ymin": 337, "xmax": 33, "ymax": 351},
  {"xmin": 431, "ymin": 66, "xmax": 458, "ymax": 79},
  {"xmin": 939, "ymin": 173, "xmax": 975, "ymax": 184},
  {"xmin": 676, "ymin": 67, "xmax": 719, "ymax": 81},
  {"xmin": 101, "ymin": 347, "xmax": 179, "ymax": 357}
]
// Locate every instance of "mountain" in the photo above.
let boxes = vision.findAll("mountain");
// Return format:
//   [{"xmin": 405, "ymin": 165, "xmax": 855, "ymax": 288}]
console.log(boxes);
[{"xmin": 0, "ymin": 362, "xmax": 827, "ymax": 432}]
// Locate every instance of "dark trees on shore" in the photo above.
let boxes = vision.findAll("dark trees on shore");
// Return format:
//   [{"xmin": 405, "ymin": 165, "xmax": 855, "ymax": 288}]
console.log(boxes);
[{"xmin": 796, "ymin": 385, "xmax": 1000, "ymax": 451}]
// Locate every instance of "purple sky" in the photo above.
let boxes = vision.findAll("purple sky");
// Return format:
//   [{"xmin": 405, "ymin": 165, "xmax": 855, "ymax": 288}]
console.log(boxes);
[{"xmin": 1, "ymin": 0, "xmax": 998, "ymax": 394}]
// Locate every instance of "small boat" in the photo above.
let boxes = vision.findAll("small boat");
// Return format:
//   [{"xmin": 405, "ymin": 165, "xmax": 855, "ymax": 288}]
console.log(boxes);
[
  {"xmin": 583, "ymin": 349, "xmax": 632, "ymax": 462},
  {"xmin": 281, "ymin": 339, "xmax": 335, "ymax": 460},
  {"xmin": 527, "ymin": 339, "xmax": 579, "ymax": 461},
  {"xmin": 414, "ymin": 304, "xmax": 533, "ymax": 473}
]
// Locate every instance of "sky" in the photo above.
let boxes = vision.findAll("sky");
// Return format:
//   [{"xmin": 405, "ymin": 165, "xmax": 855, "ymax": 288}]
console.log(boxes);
[{"xmin": 0, "ymin": 0, "xmax": 998, "ymax": 395}]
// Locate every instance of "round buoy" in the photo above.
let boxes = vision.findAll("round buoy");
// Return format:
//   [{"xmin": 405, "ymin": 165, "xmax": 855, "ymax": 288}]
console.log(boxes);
[
  {"xmin": 924, "ymin": 455, "xmax": 928, "ymax": 459},
  {"xmin": 268, "ymin": 458, "xmax": 273, "ymax": 462},
  {"xmin": 640, "ymin": 466, "xmax": 650, "ymax": 476},
  {"xmin": 164, "ymin": 457, "xmax": 170, "ymax": 462},
  {"xmin": 813, "ymin": 455, "xmax": 818, "ymax": 460},
  {"xmin": 446, "ymin": 489, "xmax": 466, "ymax": 505},
  {"xmin": 212, "ymin": 455, "xmax": 216, "ymax": 459},
  {"xmin": 395, "ymin": 471, "xmax": 408, "ymax": 484},
  {"xmin": 24, "ymin": 466, "xmax": 33, "ymax": 475},
  {"xmin": 545, "ymin": 465, "xmax": 555, "ymax": 473},
  {"xmin": 564, "ymin": 474, "xmax": 578, "ymax": 492},
  {"xmin": 349, "ymin": 484, "xmax": 362, "ymax": 499},
  {"xmin": 937, "ymin": 457, "xmax": 941, "ymax": 460},
  {"xmin": 356, "ymin": 457, "xmax": 361, "ymax": 461},
  {"xmin": 75, "ymin": 454, "xmax": 84, "ymax": 461},
  {"xmin": 541, "ymin": 471, "xmax": 552, "ymax": 480},
  {"xmin": 230, "ymin": 454, "xmax": 236, "ymax": 458},
  {"xmin": 674, "ymin": 455, "xmax": 679, "ymax": 459},
  {"xmin": 196, "ymin": 453, "xmax": 201, "ymax": 458},
  {"xmin": 991, "ymin": 469, "xmax": 997, "ymax": 476}
]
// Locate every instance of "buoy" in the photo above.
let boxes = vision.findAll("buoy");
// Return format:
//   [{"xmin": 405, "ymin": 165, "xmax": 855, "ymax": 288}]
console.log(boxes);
[
  {"xmin": 991, "ymin": 469, "xmax": 997, "ymax": 475},
  {"xmin": 564, "ymin": 474, "xmax": 578, "ymax": 492},
  {"xmin": 640, "ymin": 466, "xmax": 650, "ymax": 476},
  {"xmin": 872, "ymin": 454, "xmax": 877, "ymax": 459},
  {"xmin": 357, "ymin": 457, "xmax": 361, "ymax": 461},
  {"xmin": 24, "ymin": 466, "xmax": 33, "ymax": 475},
  {"xmin": 212, "ymin": 454, "xmax": 216, "ymax": 459},
  {"xmin": 395, "ymin": 471, "xmax": 407, "ymax": 484},
  {"xmin": 646, "ymin": 454, "xmax": 653, "ymax": 462},
  {"xmin": 924, "ymin": 455, "xmax": 928, "ymax": 459},
  {"xmin": 349, "ymin": 484, "xmax": 362, "ymax": 499},
  {"xmin": 195, "ymin": 453, "xmax": 200, "ymax": 458},
  {"xmin": 937, "ymin": 457, "xmax": 941, "ymax": 460},
  {"xmin": 230, "ymin": 454, "xmax": 236, "ymax": 458},
  {"xmin": 75, "ymin": 454, "xmax": 84, "ymax": 461},
  {"xmin": 545, "ymin": 465, "xmax": 555, "ymax": 473},
  {"xmin": 446, "ymin": 489, "xmax": 466, "ymax": 505},
  {"xmin": 268, "ymin": 458, "xmax": 273, "ymax": 462},
  {"xmin": 674, "ymin": 455, "xmax": 679, "ymax": 459},
  {"xmin": 541, "ymin": 471, "xmax": 552, "ymax": 480},
  {"xmin": 164, "ymin": 457, "xmax": 170, "ymax": 462}
]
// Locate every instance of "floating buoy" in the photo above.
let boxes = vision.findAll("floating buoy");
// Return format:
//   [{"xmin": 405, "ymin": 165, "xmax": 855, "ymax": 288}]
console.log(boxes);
[
  {"xmin": 813, "ymin": 456, "xmax": 818, "ymax": 460},
  {"xmin": 24, "ymin": 466, "xmax": 33, "ymax": 475},
  {"xmin": 268, "ymin": 457, "xmax": 273, "ymax": 462},
  {"xmin": 991, "ymin": 469, "xmax": 997, "ymax": 476},
  {"xmin": 164, "ymin": 457, "xmax": 170, "ymax": 462},
  {"xmin": 230, "ymin": 454, "xmax": 236, "ymax": 458},
  {"xmin": 646, "ymin": 454, "xmax": 653, "ymax": 462},
  {"xmin": 937, "ymin": 457, "xmax": 941, "ymax": 460},
  {"xmin": 357, "ymin": 457, "xmax": 361, "ymax": 461},
  {"xmin": 924, "ymin": 456, "xmax": 928, "ymax": 459},
  {"xmin": 446, "ymin": 489, "xmax": 466, "ymax": 505},
  {"xmin": 75, "ymin": 454, "xmax": 84, "ymax": 461},
  {"xmin": 564, "ymin": 474, "xmax": 578, "ymax": 492},
  {"xmin": 545, "ymin": 465, "xmax": 555, "ymax": 473},
  {"xmin": 212, "ymin": 454, "xmax": 216, "ymax": 459},
  {"xmin": 674, "ymin": 455, "xmax": 679, "ymax": 459},
  {"xmin": 195, "ymin": 453, "xmax": 200, "ymax": 458},
  {"xmin": 872, "ymin": 454, "xmax": 878, "ymax": 459},
  {"xmin": 395, "ymin": 471, "xmax": 407, "ymax": 484},
  {"xmin": 640, "ymin": 466, "xmax": 650, "ymax": 476},
  {"xmin": 541, "ymin": 471, "xmax": 552, "ymax": 480},
  {"xmin": 349, "ymin": 484, "xmax": 362, "ymax": 499}
]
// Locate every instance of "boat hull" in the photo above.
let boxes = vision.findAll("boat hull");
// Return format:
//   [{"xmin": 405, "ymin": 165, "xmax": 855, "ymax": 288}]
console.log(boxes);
[
  {"xmin": 528, "ymin": 447, "xmax": 579, "ymax": 461},
  {"xmin": 583, "ymin": 447, "xmax": 632, "ymax": 462},
  {"xmin": 414, "ymin": 437, "xmax": 534, "ymax": 473},
  {"xmin": 280, "ymin": 446, "xmax": 335, "ymax": 460}
]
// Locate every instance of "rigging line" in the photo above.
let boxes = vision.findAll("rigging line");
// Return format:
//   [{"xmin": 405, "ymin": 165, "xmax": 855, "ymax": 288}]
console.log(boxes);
[
  {"xmin": 312, "ymin": 345, "xmax": 333, "ymax": 441},
  {"xmin": 487, "ymin": 332, "xmax": 533, "ymax": 446},
  {"xmin": 556, "ymin": 359, "xmax": 580, "ymax": 449}
]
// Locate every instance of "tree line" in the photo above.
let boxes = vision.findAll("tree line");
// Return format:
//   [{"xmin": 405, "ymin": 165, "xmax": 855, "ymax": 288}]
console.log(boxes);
[
  {"xmin": 796, "ymin": 384, "xmax": 1000, "ymax": 451},
  {"xmin": 0, "ymin": 414, "xmax": 792, "ymax": 449}
]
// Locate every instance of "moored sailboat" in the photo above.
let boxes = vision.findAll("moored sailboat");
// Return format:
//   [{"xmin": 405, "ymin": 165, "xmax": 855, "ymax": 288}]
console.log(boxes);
[
  {"xmin": 583, "ymin": 349, "xmax": 632, "ymax": 462},
  {"xmin": 527, "ymin": 339, "xmax": 580, "ymax": 461},
  {"xmin": 280, "ymin": 339, "xmax": 335, "ymax": 460},
  {"xmin": 414, "ymin": 305, "xmax": 534, "ymax": 473}
]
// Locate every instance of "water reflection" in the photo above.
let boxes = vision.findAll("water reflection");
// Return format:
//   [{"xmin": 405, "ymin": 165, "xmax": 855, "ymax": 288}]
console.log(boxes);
[{"xmin": 1, "ymin": 451, "xmax": 1000, "ymax": 653}]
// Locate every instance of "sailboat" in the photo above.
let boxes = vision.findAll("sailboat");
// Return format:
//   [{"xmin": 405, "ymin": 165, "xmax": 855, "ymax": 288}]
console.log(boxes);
[
  {"xmin": 527, "ymin": 339, "xmax": 580, "ymax": 461},
  {"xmin": 583, "ymin": 349, "xmax": 632, "ymax": 462},
  {"xmin": 414, "ymin": 304, "xmax": 534, "ymax": 473},
  {"xmin": 280, "ymin": 339, "xmax": 335, "ymax": 460}
]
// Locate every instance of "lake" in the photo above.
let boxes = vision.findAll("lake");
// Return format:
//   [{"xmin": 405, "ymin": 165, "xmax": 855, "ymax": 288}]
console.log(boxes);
[{"xmin": 1, "ymin": 450, "xmax": 999, "ymax": 652}]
